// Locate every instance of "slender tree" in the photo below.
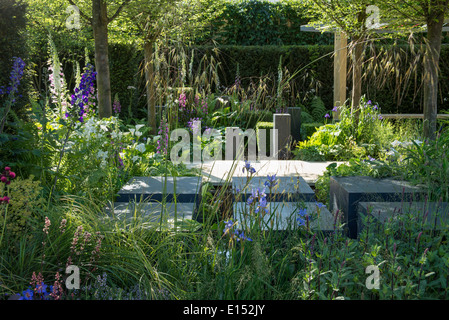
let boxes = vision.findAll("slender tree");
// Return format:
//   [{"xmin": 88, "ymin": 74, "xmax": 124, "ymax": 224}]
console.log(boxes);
[
  {"xmin": 302, "ymin": 0, "xmax": 374, "ymax": 122},
  {"xmin": 377, "ymin": 0, "xmax": 449, "ymax": 140},
  {"xmin": 67, "ymin": 0, "xmax": 131, "ymax": 119}
]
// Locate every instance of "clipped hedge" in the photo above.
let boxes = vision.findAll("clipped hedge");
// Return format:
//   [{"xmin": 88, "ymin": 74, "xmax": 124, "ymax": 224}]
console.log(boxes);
[
  {"xmin": 301, "ymin": 122, "xmax": 324, "ymax": 140},
  {"xmin": 16, "ymin": 40, "xmax": 449, "ymax": 118},
  {"xmin": 192, "ymin": 44, "xmax": 449, "ymax": 114},
  {"xmin": 256, "ymin": 121, "xmax": 274, "ymax": 153}
]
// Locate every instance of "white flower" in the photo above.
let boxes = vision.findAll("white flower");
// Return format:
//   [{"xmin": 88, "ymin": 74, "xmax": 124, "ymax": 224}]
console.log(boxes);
[
  {"xmin": 135, "ymin": 124, "xmax": 145, "ymax": 131},
  {"xmin": 129, "ymin": 128, "xmax": 135, "ymax": 136},
  {"xmin": 96, "ymin": 150, "xmax": 108, "ymax": 160},
  {"xmin": 135, "ymin": 143, "xmax": 146, "ymax": 153},
  {"xmin": 135, "ymin": 131, "xmax": 142, "ymax": 137},
  {"xmin": 391, "ymin": 140, "xmax": 401, "ymax": 147},
  {"xmin": 401, "ymin": 141, "xmax": 413, "ymax": 147},
  {"xmin": 132, "ymin": 155, "xmax": 141, "ymax": 163},
  {"xmin": 414, "ymin": 140, "xmax": 423, "ymax": 145}
]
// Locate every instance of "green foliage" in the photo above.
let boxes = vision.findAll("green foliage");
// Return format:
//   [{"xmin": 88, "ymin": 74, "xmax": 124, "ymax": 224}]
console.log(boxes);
[
  {"xmin": 301, "ymin": 122, "xmax": 324, "ymax": 141},
  {"xmin": 0, "ymin": 0, "xmax": 28, "ymax": 88},
  {"xmin": 402, "ymin": 127, "xmax": 449, "ymax": 201},
  {"xmin": 294, "ymin": 97, "xmax": 398, "ymax": 161},
  {"xmin": 0, "ymin": 175, "xmax": 44, "ymax": 249},
  {"xmin": 199, "ymin": 0, "xmax": 332, "ymax": 46},
  {"xmin": 314, "ymin": 159, "xmax": 398, "ymax": 205}
]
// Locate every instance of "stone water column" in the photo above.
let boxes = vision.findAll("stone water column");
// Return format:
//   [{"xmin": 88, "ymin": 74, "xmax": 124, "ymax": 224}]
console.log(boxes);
[
  {"xmin": 287, "ymin": 107, "xmax": 301, "ymax": 143},
  {"xmin": 273, "ymin": 113, "xmax": 291, "ymax": 160}
]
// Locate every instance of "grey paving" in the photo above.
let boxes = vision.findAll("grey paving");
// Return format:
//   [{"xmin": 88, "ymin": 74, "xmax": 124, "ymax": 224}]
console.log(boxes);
[
  {"xmin": 358, "ymin": 201, "xmax": 449, "ymax": 232},
  {"xmin": 106, "ymin": 202, "xmax": 198, "ymax": 231},
  {"xmin": 232, "ymin": 176, "xmax": 315, "ymax": 202},
  {"xmin": 188, "ymin": 160, "xmax": 346, "ymax": 186},
  {"xmin": 116, "ymin": 176, "xmax": 202, "ymax": 203},
  {"xmin": 233, "ymin": 201, "xmax": 337, "ymax": 231}
]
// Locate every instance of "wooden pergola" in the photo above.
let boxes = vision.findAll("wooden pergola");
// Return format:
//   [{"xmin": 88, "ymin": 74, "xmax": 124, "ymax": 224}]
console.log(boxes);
[{"xmin": 300, "ymin": 21, "xmax": 449, "ymax": 120}]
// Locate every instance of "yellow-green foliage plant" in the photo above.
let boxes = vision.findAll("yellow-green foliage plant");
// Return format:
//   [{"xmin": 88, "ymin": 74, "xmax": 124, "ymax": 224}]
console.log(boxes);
[{"xmin": 0, "ymin": 175, "xmax": 44, "ymax": 250}]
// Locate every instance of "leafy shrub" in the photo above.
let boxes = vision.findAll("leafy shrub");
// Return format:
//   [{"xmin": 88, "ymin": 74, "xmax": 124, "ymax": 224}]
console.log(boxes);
[
  {"xmin": 294, "ymin": 97, "xmax": 397, "ymax": 161},
  {"xmin": 0, "ymin": 174, "xmax": 45, "ymax": 250},
  {"xmin": 401, "ymin": 128, "xmax": 449, "ymax": 201}
]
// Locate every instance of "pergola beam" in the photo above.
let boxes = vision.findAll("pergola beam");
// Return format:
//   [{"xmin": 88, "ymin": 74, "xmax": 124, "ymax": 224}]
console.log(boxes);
[{"xmin": 300, "ymin": 23, "xmax": 449, "ymax": 120}]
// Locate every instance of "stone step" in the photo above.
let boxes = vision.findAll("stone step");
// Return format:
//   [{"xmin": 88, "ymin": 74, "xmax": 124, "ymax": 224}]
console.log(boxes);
[
  {"xmin": 232, "ymin": 201, "xmax": 338, "ymax": 232},
  {"xmin": 357, "ymin": 201, "xmax": 449, "ymax": 233},
  {"xmin": 105, "ymin": 202, "xmax": 199, "ymax": 231},
  {"xmin": 329, "ymin": 176, "xmax": 425, "ymax": 239},
  {"xmin": 232, "ymin": 176, "xmax": 316, "ymax": 202},
  {"xmin": 116, "ymin": 176, "xmax": 202, "ymax": 203}
]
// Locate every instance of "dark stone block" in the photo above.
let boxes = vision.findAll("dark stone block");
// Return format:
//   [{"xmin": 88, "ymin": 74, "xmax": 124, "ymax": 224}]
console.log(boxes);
[
  {"xmin": 287, "ymin": 107, "xmax": 301, "ymax": 144},
  {"xmin": 329, "ymin": 176, "xmax": 424, "ymax": 238},
  {"xmin": 358, "ymin": 201, "xmax": 449, "ymax": 233},
  {"xmin": 116, "ymin": 176, "xmax": 202, "ymax": 204}
]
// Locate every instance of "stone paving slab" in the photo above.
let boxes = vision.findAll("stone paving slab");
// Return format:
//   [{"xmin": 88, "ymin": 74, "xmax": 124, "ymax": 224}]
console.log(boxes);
[
  {"xmin": 187, "ymin": 160, "xmax": 345, "ymax": 186},
  {"xmin": 232, "ymin": 176, "xmax": 315, "ymax": 202},
  {"xmin": 106, "ymin": 202, "xmax": 198, "ymax": 231},
  {"xmin": 329, "ymin": 176, "xmax": 425, "ymax": 239},
  {"xmin": 358, "ymin": 201, "xmax": 449, "ymax": 232},
  {"xmin": 232, "ymin": 201, "xmax": 337, "ymax": 231},
  {"xmin": 116, "ymin": 176, "xmax": 202, "ymax": 203}
]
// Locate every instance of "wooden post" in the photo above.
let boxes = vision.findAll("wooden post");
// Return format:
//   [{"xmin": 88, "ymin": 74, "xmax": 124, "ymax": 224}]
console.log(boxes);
[{"xmin": 333, "ymin": 31, "xmax": 347, "ymax": 121}]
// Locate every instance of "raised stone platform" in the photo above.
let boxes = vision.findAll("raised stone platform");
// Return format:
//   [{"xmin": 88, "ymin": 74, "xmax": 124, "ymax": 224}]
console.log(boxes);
[
  {"xmin": 233, "ymin": 201, "xmax": 337, "ymax": 231},
  {"xmin": 232, "ymin": 176, "xmax": 315, "ymax": 202},
  {"xmin": 188, "ymin": 160, "xmax": 346, "ymax": 186},
  {"xmin": 116, "ymin": 176, "xmax": 202, "ymax": 203},
  {"xmin": 106, "ymin": 202, "xmax": 199, "ymax": 231},
  {"xmin": 358, "ymin": 201, "xmax": 449, "ymax": 232},
  {"xmin": 329, "ymin": 176, "xmax": 424, "ymax": 238}
]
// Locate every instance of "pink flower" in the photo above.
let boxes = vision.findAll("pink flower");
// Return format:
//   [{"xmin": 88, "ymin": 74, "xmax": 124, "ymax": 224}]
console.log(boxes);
[
  {"xmin": 1, "ymin": 196, "xmax": 10, "ymax": 204},
  {"xmin": 4, "ymin": 167, "xmax": 10, "ymax": 171},
  {"xmin": 1, "ymin": 176, "xmax": 7, "ymax": 183},
  {"xmin": 8, "ymin": 171, "xmax": 15, "ymax": 179},
  {"xmin": 43, "ymin": 216, "xmax": 51, "ymax": 234}
]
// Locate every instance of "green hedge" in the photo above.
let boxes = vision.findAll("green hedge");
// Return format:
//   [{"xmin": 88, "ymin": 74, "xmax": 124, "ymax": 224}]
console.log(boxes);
[
  {"xmin": 197, "ymin": 0, "xmax": 333, "ymax": 46},
  {"xmin": 10, "ymin": 40, "xmax": 449, "ymax": 119},
  {"xmin": 301, "ymin": 122, "xmax": 324, "ymax": 140},
  {"xmin": 192, "ymin": 44, "xmax": 449, "ymax": 114}
]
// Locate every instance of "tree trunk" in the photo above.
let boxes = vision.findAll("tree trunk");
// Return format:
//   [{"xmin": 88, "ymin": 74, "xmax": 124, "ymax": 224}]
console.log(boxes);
[
  {"xmin": 92, "ymin": 0, "xmax": 112, "ymax": 119},
  {"xmin": 351, "ymin": 34, "xmax": 365, "ymax": 123},
  {"xmin": 422, "ymin": 14, "xmax": 444, "ymax": 141},
  {"xmin": 144, "ymin": 39, "xmax": 157, "ymax": 134}
]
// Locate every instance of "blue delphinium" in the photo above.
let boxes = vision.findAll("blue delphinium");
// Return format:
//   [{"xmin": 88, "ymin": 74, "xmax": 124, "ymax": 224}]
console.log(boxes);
[
  {"xmin": 0, "ymin": 57, "xmax": 26, "ymax": 111},
  {"xmin": 66, "ymin": 63, "xmax": 97, "ymax": 122},
  {"xmin": 0, "ymin": 57, "xmax": 26, "ymax": 99}
]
